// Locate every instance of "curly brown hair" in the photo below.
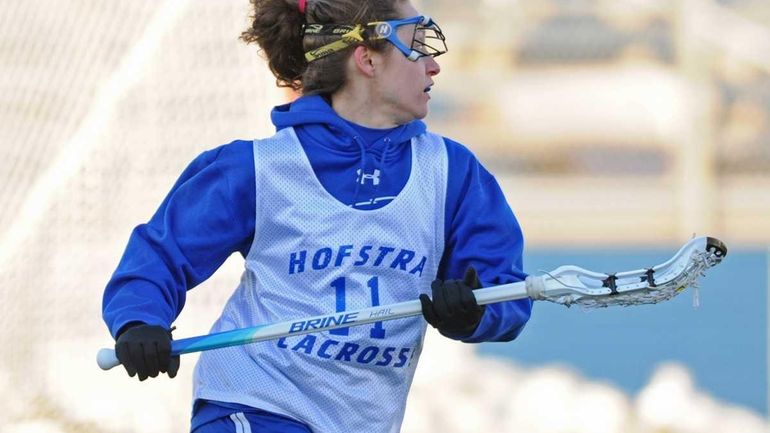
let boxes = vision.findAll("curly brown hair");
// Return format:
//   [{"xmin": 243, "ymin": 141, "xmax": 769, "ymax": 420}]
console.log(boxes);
[{"xmin": 241, "ymin": 0, "xmax": 404, "ymax": 95}]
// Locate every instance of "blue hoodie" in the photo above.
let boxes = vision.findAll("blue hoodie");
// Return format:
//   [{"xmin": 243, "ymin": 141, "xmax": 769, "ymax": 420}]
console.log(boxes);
[{"xmin": 102, "ymin": 94, "xmax": 531, "ymax": 345}]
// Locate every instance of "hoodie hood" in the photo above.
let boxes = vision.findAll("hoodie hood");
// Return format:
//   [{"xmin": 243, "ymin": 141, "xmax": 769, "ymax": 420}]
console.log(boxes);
[
  {"xmin": 271, "ymin": 95, "xmax": 431, "ymax": 208},
  {"xmin": 270, "ymin": 94, "xmax": 427, "ymax": 159}
]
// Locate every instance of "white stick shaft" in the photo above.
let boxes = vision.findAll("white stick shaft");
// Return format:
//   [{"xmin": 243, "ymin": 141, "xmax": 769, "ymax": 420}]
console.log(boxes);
[{"xmin": 97, "ymin": 280, "xmax": 530, "ymax": 370}]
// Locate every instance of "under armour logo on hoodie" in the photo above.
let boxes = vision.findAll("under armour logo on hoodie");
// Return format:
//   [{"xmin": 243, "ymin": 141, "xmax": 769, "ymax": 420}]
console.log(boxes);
[{"xmin": 356, "ymin": 169, "xmax": 381, "ymax": 185}]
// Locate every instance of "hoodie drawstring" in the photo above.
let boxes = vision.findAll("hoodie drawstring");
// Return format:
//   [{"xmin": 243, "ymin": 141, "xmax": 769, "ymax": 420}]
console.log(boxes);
[
  {"xmin": 375, "ymin": 138, "xmax": 392, "ymax": 193},
  {"xmin": 352, "ymin": 135, "xmax": 366, "ymax": 208}
]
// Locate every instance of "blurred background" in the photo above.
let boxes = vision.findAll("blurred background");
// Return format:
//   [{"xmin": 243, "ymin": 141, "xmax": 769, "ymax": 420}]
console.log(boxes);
[{"xmin": 0, "ymin": 0, "xmax": 768, "ymax": 432}]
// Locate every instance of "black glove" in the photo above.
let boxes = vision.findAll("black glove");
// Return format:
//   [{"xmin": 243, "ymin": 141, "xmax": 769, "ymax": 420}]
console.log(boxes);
[
  {"xmin": 115, "ymin": 323, "xmax": 180, "ymax": 381},
  {"xmin": 420, "ymin": 266, "xmax": 485, "ymax": 337}
]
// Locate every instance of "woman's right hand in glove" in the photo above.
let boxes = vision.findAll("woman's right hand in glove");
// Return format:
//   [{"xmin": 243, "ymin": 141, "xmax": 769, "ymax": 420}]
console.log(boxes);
[{"xmin": 115, "ymin": 323, "xmax": 180, "ymax": 381}]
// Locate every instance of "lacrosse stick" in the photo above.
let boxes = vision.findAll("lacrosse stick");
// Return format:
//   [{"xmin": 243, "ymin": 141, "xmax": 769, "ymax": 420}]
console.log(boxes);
[{"xmin": 97, "ymin": 236, "xmax": 726, "ymax": 371}]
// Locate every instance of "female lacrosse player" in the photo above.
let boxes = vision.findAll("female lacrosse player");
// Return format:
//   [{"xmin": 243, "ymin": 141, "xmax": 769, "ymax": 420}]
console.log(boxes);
[{"xmin": 102, "ymin": 0, "xmax": 532, "ymax": 431}]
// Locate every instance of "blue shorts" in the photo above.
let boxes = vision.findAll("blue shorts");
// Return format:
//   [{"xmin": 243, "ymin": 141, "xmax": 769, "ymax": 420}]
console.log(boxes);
[
  {"xmin": 192, "ymin": 410, "xmax": 312, "ymax": 433},
  {"xmin": 191, "ymin": 400, "xmax": 312, "ymax": 433}
]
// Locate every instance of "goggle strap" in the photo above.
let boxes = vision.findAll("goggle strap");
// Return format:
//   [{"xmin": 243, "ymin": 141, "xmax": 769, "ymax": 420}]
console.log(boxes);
[
  {"xmin": 304, "ymin": 24, "xmax": 366, "ymax": 62},
  {"xmin": 303, "ymin": 24, "xmax": 355, "ymax": 37}
]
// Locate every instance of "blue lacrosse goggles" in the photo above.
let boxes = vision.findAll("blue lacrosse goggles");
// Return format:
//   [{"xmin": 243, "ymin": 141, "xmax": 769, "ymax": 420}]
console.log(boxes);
[{"xmin": 302, "ymin": 15, "xmax": 448, "ymax": 62}]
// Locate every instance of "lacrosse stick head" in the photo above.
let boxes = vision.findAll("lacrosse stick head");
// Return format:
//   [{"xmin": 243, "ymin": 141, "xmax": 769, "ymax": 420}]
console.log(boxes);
[{"xmin": 527, "ymin": 237, "xmax": 727, "ymax": 308}]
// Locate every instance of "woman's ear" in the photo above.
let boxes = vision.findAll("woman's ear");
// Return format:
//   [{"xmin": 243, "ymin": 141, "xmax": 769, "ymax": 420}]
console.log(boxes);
[{"xmin": 351, "ymin": 45, "xmax": 377, "ymax": 78}]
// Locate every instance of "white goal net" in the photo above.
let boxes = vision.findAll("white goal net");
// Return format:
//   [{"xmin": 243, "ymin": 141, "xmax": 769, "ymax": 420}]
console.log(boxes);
[{"xmin": 0, "ymin": 1, "xmax": 280, "ymax": 431}]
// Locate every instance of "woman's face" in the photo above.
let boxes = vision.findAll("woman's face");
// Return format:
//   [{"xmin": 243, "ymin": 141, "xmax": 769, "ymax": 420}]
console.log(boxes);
[{"xmin": 373, "ymin": 1, "xmax": 441, "ymax": 125}]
